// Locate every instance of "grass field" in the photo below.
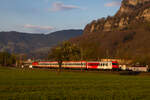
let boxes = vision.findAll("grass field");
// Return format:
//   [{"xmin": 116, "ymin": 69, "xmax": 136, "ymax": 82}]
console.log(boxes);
[{"xmin": 0, "ymin": 67, "xmax": 150, "ymax": 100}]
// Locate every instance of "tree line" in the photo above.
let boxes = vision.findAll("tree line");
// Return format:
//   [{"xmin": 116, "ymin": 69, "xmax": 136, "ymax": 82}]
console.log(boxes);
[
  {"xmin": 0, "ymin": 52, "xmax": 16, "ymax": 67},
  {"xmin": 48, "ymin": 41, "xmax": 150, "ymax": 68},
  {"xmin": 48, "ymin": 41, "xmax": 82, "ymax": 72}
]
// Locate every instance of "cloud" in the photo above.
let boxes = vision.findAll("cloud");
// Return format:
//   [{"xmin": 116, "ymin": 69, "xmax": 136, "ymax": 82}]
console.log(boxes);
[
  {"xmin": 104, "ymin": 1, "xmax": 121, "ymax": 7},
  {"xmin": 50, "ymin": 2, "xmax": 82, "ymax": 12},
  {"xmin": 23, "ymin": 24, "xmax": 54, "ymax": 33}
]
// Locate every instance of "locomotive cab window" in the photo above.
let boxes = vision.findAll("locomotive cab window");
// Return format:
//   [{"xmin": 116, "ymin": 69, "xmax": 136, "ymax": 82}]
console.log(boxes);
[
  {"xmin": 112, "ymin": 63, "xmax": 118, "ymax": 65},
  {"xmin": 102, "ymin": 63, "xmax": 104, "ymax": 66}
]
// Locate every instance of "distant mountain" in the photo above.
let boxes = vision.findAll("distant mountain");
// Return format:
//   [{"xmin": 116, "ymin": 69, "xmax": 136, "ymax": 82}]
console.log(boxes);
[{"xmin": 0, "ymin": 30, "xmax": 83, "ymax": 58}]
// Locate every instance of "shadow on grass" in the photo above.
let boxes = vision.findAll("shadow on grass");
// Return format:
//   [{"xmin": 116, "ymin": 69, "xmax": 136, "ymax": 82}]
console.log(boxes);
[{"xmin": 120, "ymin": 71, "xmax": 141, "ymax": 76}]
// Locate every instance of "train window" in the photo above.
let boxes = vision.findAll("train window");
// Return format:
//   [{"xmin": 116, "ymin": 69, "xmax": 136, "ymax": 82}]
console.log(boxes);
[
  {"xmin": 39, "ymin": 63, "xmax": 47, "ymax": 65},
  {"xmin": 65, "ymin": 63, "xmax": 85, "ymax": 65},
  {"xmin": 65, "ymin": 63, "xmax": 80, "ymax": 65},
  {"xmin": 39, "ymin": 63, "xmax": 58, "ymax": 65},
  {"xmin": 106, "ymin": 63, "xmax": 108, "ymax": 66},
  {"xmin": 76, "ymin": 63, "xmax": 81, "ymax": 65},
  {"xmin": 112, "ymin": 63, "xmax": 118, "ymax": 65}
]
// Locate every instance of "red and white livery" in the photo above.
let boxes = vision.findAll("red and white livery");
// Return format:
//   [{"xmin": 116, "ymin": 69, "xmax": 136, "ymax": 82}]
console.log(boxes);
[
  {"xmin": 32, "ymin": 61, "xmax": 119, "ymax": 70},
  {"xmin": 87, "ymin": 61, "xmax": 118, "ymax": 70}
]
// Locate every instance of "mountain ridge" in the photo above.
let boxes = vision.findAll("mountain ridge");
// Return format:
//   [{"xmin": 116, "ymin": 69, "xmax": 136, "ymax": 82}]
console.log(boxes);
[{"xmin": 0, "ymin": 29, "xmax": 83, "ymax": 58}]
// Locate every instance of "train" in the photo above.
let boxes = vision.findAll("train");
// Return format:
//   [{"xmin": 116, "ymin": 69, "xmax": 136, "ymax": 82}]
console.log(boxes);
[{"xmin": 32, "ymin": 61, "xmax": 119, "ymax": 70}]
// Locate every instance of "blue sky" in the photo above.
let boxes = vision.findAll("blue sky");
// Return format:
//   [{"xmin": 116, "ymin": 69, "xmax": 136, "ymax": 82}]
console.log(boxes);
[{"xmin": 0, "ymin": 0, "xmax": 121, "ymax": 33}]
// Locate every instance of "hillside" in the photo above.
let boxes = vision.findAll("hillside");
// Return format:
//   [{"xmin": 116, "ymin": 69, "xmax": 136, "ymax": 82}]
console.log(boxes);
[
  {"xmin": 71, "ymin": 0, "xmax": 150, "ymax": 64},
  {"xmin": 0, "ymin": 30, "xmax": 83, "ymax": 58}
]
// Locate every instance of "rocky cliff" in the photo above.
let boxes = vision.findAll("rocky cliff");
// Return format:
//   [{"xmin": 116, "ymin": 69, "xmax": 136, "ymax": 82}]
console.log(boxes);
[{"xmin": 84, "ymin": 0, "xmax": 150, "ymax": 34}]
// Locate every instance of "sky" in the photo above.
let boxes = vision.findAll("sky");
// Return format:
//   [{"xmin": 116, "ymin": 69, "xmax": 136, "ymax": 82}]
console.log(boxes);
[{"xmin": 0, "ymin": 0, "xmax": 122, "ymax": 34}]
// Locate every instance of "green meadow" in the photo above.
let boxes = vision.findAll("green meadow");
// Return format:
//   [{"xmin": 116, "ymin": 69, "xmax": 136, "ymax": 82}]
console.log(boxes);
[{"xmin": 0, "ymin": 67, "xmax": 150, "ymax": 100}]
